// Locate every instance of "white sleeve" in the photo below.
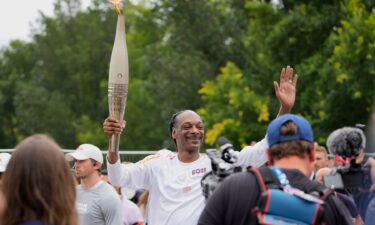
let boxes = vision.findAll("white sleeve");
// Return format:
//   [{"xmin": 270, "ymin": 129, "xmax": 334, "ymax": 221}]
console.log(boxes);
[
  {"xmin": 107, "ymin": 156, "xmax": 155, "ymax": 190},
  {"xmin": 237, "ymin": 138, "xmax": 268, "ymax": 168}
]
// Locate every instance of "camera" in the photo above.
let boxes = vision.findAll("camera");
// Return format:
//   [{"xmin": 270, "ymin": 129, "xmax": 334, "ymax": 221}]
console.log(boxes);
[
  {"xmin": 324, "ymin": 127, "xmax": 372, "ymax": 190},
  {"xmin": 201, "ymin": 137, "xmax": 243, "ymax": 200},
  {"xmin": 323, "ymin": 159, "xmax": 372, "ymax": 190}
]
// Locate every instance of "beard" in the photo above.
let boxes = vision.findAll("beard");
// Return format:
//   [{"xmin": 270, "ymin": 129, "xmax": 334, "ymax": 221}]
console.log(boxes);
[{"xmin": 75, "ymin": 171, "xmax": 88, "ymax": 179}]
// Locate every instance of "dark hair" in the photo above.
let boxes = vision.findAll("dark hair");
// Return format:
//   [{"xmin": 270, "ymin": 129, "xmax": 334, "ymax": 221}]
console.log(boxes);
[
  {"xmin": 168, "ymin": 110, "xmax": 187, "ymax": 146},
  {"xmin": 101, "ymin": 169, "xmax": 108, "ymax": 175},
  {"xmin": 89, "ymin": 159, "xmax": 101, "ymax": 172},
  {"xmin": 1, "ymin": 134, "xmax": 78, "ymax": 225},
  {"xmin": 269, "ymin": 121, "xmax": 313, "ymax": 160}
]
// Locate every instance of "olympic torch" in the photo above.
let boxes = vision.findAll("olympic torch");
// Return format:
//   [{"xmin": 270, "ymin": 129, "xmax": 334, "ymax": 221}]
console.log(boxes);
[{"xmin": 108, "ymin": 0, "xmax": 128, "ymax": 154}]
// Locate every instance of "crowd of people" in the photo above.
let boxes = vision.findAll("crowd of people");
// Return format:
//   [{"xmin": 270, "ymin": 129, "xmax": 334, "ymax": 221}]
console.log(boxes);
[{"xmin": 0, "ymin": 65, "xmax": 374, "ymax": 225}]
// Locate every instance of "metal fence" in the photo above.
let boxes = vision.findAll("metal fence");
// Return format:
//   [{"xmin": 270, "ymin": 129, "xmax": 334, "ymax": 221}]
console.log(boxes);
[
  {"xmin": 2, "ymin": 149, "xmax": 374, "ymax": 171},
  {"xmin": 0, "ymin": 149, "xmax": 158, "ymax": 170}
]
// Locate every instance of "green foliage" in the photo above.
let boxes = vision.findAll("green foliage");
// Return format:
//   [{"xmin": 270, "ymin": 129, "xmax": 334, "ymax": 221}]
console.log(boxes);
[
  {"xmin": 298, "ymin": 0, "xmax": 375, "ymax": 143},
  {"xmin": 76, "ymin": 115, "xmax": 107, "ymax": 148},
  {"xmin": 14, "ymin": 82, "xmax": 76, "ymax": 147},
  {"xmin": 0, "ymin": 40, "xmax": 38, "ymax": 146},
  {"xmin": 119, "ymin": 79, "xmax": 167, "ymax": 150},
  {"xmin": 198, "ymin": 0, "xmax": 375, "ymax": 146},
  {"xmin": 0, "ymin": 0, "xmax": 374, "ymax": 150},
  {"xmin": 199, "ymin": 62, "xmax": 269, "ymax": 148}
]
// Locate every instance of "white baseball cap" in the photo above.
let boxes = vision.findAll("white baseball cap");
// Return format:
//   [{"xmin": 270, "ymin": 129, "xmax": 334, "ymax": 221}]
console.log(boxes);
[
  {"xmin": 0, "ymin": 153, "xmax": 11, "ymax": 172},
  {"xmin": 66, "ymin": 144, "xmax": 103, "ymax": 164}
]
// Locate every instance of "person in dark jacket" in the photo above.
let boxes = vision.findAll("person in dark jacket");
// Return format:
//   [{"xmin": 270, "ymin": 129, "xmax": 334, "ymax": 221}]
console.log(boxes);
[{"xmin": 198, "ymin": 114, "xmax": 353, "ymax": 225}]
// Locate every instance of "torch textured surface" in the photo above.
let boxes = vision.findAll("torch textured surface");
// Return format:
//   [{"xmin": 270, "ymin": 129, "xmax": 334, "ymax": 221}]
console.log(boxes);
[{"xmin": 108, "ymin": 15, "xmax": 128, "ymax": 154}]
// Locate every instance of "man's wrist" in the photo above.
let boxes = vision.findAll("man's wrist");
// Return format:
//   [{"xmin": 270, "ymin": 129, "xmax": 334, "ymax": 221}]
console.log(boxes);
[
  {"xmin": 107, "ymin": 152, "xmax": 118, "ymax": 164},
  {"xmin": 277, "ymin": 106, "xmax": 291, "ymax": 117}
]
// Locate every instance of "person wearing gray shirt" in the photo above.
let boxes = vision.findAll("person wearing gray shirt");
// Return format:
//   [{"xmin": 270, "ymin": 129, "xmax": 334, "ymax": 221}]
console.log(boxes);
[{"xmin": 67, "ymin": 143, "xmax": 122, "ymax": 225}]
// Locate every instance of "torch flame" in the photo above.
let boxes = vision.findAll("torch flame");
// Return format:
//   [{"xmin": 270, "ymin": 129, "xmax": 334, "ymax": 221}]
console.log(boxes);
[{"xmin": 109, "ymin": 0, "xmax": 123, "ymax": 15}]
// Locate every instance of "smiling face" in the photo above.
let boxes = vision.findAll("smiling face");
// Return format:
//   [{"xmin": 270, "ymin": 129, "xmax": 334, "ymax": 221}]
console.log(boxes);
[{"xmin": 172, "ymin": 110, "xmax": 204, "ymax": 154}]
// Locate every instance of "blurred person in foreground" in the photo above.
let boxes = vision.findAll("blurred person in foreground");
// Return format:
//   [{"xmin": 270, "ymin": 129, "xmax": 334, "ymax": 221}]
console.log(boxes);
[
  {"xmin": 198, "ymin": 114, "xmax": 353, "ymax": 225},
  {"xmin": 0, "ymin": 134, "xmax": 78, "ymax": 225},
  {"xmin": 67, "ymin": 144, "xmax": 122, "ymax": 225},
  {"xmin": 100, "ymin": 172, "xmax": 144, "ymax": 225},
  {"xmin": 103, "ymin": 66, "xmax": 298, "ymax": 225}
]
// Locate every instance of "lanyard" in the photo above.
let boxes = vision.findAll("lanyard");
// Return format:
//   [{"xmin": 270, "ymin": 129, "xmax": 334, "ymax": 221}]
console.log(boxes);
[
  {"xmin": 271, "ymin": 167, "xmax": 324, "ymax": 204},
  {"xmin": 271, "ymin": 167, "xmax": 292, "ymax": 192}
]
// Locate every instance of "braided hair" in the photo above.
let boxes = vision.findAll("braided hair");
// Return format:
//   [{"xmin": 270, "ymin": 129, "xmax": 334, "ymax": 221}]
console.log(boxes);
[{"xmin": 168, "ymin": 110, "xmax": 187, "ymax": 146}]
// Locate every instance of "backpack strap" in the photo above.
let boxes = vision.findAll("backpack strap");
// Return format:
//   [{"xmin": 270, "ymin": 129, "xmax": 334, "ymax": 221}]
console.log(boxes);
[
  {"xmin": 320, "ymin": 188, "xmax": 335, "ymax": 201},
  {"xmin": 248, "ymin": 167, "xmax": 328, "ymax": 225},
  {"xmin": 293, "ymin": 173, "xmax": 334, "ymax": 200},
  {"xmin": 249, "ymin": 166, "xmax": 332, "ymax": 197},
  {"xmin": 247, "ymin": 166, "xmax": 282, "ymax": 192},
  {"xmin": 248, "ymin": 167, "xmax": 331, "ymax": 224}
]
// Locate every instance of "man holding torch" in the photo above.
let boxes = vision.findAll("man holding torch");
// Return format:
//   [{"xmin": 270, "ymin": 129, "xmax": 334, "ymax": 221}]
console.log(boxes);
[{"xmin": 103, "ymin": 66, "xmax": 298, "ymax": 225}]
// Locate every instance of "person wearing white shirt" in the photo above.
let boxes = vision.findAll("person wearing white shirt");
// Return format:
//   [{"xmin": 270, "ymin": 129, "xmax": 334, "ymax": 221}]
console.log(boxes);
[{"xmin": 103, "ymin": 65, "xmax": 298, "ymax": 225}]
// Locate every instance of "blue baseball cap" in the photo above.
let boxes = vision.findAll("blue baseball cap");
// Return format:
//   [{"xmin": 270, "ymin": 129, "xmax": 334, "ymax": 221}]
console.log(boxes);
[{"xmin": 267, "ymin": 114, "xmax": 314, "ymax": 147}]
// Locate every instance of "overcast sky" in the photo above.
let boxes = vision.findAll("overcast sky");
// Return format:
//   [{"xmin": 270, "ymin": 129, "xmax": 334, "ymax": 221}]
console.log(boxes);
[{"xmin": 0, "ymin": 0, "xmax": 90, "ymax": 48}]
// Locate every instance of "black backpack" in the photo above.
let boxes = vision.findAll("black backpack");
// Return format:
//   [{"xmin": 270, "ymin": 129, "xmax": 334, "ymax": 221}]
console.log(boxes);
[{"xmin": 248, "ymin": 166, "xmax": 333, "ymax": 225}]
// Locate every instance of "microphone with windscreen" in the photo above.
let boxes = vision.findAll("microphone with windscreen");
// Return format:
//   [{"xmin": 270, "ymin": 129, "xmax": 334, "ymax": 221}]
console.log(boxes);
[
  {"xmin": 326, "ymin": 127, "xmax": 366, "ymax": 159},
  {"xmin": 324, "ymin": 127, "xmax": 372, "ymax": 189}
]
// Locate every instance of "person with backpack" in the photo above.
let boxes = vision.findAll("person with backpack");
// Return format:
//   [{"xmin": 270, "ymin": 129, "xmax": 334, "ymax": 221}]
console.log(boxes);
[
  {"xmin": 197, "ymin": 114, "xmax": 353, "ymax": 225},
  {"xmin": 104, "ymin": 66, "xmax": 298, "ymax": 225}
]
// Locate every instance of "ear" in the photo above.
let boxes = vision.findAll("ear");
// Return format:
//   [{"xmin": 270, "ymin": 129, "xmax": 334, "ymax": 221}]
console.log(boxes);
[
  {"xmin": 266, "ymin": 148, "xmax": 274, "ymax": 166},
  {"xmin": 172, "ymin": 127, "xmax": 177, "ymax": 139},
  {"xmin": 95, "ymin": 162, "xmax": 102, "ymax": 170},
  {"xmin": 309, "ymin": 142, "xmax": 317, "ymax": 163}
]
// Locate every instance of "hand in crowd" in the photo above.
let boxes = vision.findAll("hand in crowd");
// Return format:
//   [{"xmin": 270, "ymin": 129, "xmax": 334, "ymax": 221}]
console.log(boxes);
[
  {"xmin": 315, "ymin": 167, "xmax": 332, "ymax": 184},
  {"xmin": 103, "ymin": 117, "xmax": 126, "ymax": 139},
  {"xmin": 274, "ymin": 65, "xmax": 298, "ymax": 116}
]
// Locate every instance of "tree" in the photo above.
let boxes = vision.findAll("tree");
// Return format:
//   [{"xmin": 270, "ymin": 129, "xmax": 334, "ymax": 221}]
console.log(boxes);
[
  {"xmin": 199, "ymin": 62, "xmax": 269, "ymax": 148},
  {"xmin": 299, "ymin": 0, "xmax": 375, "ymax": 143},
  {"xmin": 1, "ymin": 0, "xmax": 374, "ymax": 150},
  {"xmin": 14, "ymin": 82, "xmax": 76, "ymax": 147},
  {"xmin": 0, "ymin": 40, "xmax": 36, "ymax": 146}
]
